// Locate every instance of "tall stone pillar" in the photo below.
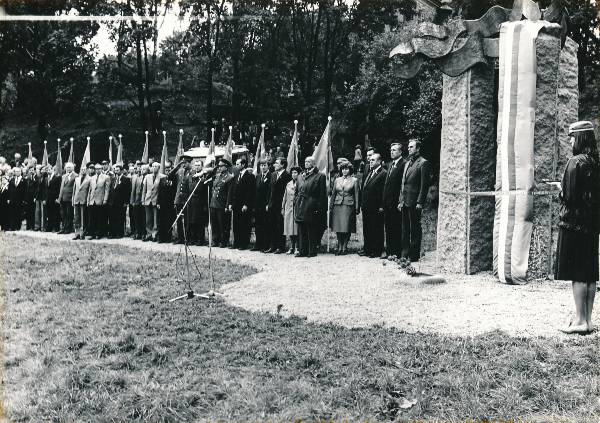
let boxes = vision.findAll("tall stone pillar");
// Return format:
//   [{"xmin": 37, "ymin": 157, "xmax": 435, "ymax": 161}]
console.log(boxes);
[{"xmin": 437, "ymin": 64, "xmax": 496, "ymax": 274}]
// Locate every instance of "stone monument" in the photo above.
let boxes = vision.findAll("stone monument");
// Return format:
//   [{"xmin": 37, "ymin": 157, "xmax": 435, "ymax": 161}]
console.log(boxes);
[{"xmin": 390, "ymin": 0, "xmax": 578, "ymax": 282}]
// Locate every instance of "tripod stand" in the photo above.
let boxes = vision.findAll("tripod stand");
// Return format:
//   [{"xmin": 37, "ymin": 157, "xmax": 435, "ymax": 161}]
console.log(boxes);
[{"xmin": 168, "ymin": 171, "xmax": 222, "ymax": 302}]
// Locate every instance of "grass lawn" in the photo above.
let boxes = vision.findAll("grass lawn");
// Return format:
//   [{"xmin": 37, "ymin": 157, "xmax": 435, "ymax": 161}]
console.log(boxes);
[{"xmin": 1, "ymin": 234, "xmax": 599, "ymax": 422}]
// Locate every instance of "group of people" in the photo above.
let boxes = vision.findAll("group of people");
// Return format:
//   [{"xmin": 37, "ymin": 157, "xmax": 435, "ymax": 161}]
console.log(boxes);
[{"xmin": 0, "ymin": 139, "xmax": 432, "ymax": 261}]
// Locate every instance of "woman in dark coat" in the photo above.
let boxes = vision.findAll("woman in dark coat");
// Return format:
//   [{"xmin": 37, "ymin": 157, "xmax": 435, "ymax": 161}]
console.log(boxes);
[{"xmin": 554, "ymin": 121, "xmax": 600, "ymax": 334}]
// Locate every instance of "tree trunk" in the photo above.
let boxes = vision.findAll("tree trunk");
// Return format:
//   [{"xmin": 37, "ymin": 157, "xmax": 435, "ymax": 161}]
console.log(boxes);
[{"xmin": 133, "ymin": 22, "xmax": 146, "ymax": 131}]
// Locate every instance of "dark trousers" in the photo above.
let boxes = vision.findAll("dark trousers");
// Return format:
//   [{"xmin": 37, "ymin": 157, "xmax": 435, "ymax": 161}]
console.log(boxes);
[
  {"xmin": 129, "ymin": 204, "xmax": 137, "ymax": 236},
  {"xmin": 26, "ymin": 202, "xmax": 35, "ymax": 230},
  {"xmin": 401, "ymin": 206, "xmax": 423, "ymax": 262},
  {"xmin": 158, "ymin": 204, "xmax": 175, "ymax": 242},
  {"xmin": 10, "ymin": 204, "xmax": 23, "ymax": 230},
  {"xmin": 60, "ymin": 201, "xmax": 74, "ymax": 232},
  {"xmin": 232, "ymin": 208, "xmax": 251, "ymax": 248},
  {"xmin": 210, "ymin": 208, "xmax": 230, "ymax": 246},
  {"xmin": 384, "ymin": 207, "xmax": 402, "ymax": 256},
  {"xmin": 362, "ymin": 209, "xmax": 385, "ymax": 256},
  {"xmin": 46, "ymin": 201, "xmax": 61, "ymax": 231},
  {"xmin": 133, "ymin": 205, "xmax": 145, "ymax": 237},
  {"xmin": 175, "ymin": 204, "xmax": 187, "ymax": 242},
  {"xmin": 254, "ymin": 209, "xmax": 270, "ymax": 250},
  {"xmin": 269, "ymin": 209, "xmax": 286, "ymax": 251},
  {"xmin": 297, "ymin": 222, "xmax": 324, "ymax": 256},
  {"xmin": 88, "ymin": 205, "xmax": 107, "ymax": 237},
  {"xmin": 109, "ymin": 204, "xmax": 126, "ymax": 237}
]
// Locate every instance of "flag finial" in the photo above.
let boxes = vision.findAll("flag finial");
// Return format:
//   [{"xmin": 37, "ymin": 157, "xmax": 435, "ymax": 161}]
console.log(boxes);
[
  {"xmin": 145, "ymin": 130, "xmax": 149, "ymax": 135},
  {"xmin": 87, "ymin": 136, "xmax": 90, "ymax": 141},
  {"xmin": 162, "ymin": 130, "xmax": 166, "ymax": 135},
  {"xmin": 57, "ymin": 138, "xmax": 61, "ymax": 142},
  {"xmin": 28, "ymin": 142, "xmax": 31, "ymax": 146},
  {"xmin": 44, "ymin": 140, "xmax": 47, "ymax": 144},
  {"xmin": 118, "ymin": 134, "xmax": 122, "ymax": 139},
  {"xmin": 70, "ymin": 137, "xmax": 74, "ymax": 141},
  {"xmin": 179, "ymin": 129, "xmax": 184, "ymax": 134},
  {"xmin": 294, "ymin": 120, "xmax": 298, "ymax": 125},
  {"xmin": 328, "ymin": 116, "xmax": 332, "ymax": 121},
  {"xmin": 211, "ymin": 128, "xmax": 215, "ymax": 133},
  {"xmin": 229, "ymin": 125, "xmax": 232, "ymax": 130},
  {"xmin": 261, "ymin": 123, "xmax": 265, "ymax": 128},
  {"xmin": 109, "ymin": 135, "xmax": 113, "ymax": 140}
]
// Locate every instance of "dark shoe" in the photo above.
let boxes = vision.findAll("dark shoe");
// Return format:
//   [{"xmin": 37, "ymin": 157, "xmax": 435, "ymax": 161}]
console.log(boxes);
[
  {"xmin": 369, "ymin": 253, "xmax": 378, "ymax": 258},
  {"xmin": 142, "ymin": 236, "xmax": 150, "ymax": 242},
  {"xmin": 73, "ymin": 235, "xmax": 81, "ymax": 240},
  {"xmin": 229, "ymin": 245, "xmax": 237, "ymax": 249},
  {"xmin": 358, "ymin": 250, "xmax": 367, "ymax": 256},
  {"xmin": 380, "ymin": 253, "xmax": 388, "ymax": 259},
  {"xmin": 274, "ymin": 249, "xmax": 284, "ymax": 254},
  {"xmin": 264, "ymin": 248, "xmax": 274, "ymax": 253},
  {"xmin": 295, "ymin": 253, "xmax": 308, "ymax": 258},
  {"xmin": 57, "ymin": 229, "xmax": 65, "ymax": 234}
]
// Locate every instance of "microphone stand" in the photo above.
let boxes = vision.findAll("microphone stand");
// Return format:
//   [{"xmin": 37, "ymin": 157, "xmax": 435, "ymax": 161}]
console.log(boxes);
[{"xmin": 168, "ymin": 168, "xmax": 222, "ymax": 301}]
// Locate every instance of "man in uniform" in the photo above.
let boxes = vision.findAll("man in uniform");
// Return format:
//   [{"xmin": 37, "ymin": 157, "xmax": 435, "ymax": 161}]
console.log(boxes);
[
  {"xmin": 227, "ymin": 158, "xmax": 255, "ymax": 249},
  {"xmin": 168, "ymin": 155, "xmax": 193, "ymax": 244},
  {"xmin": 209, "ymin": 158, "xmax": 233, "ymax": 247},
  {"xmin": 129, "ymin": 163, "xmax": 146, "ymax": 239},
  {"xmin": 294, "ymin": 156, "xmax": 327, "ymax": 257}
]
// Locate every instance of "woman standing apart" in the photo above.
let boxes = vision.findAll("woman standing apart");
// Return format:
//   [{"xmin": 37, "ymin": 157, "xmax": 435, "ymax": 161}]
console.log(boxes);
[
  {"xmin": 554, "ymin": 121, "xmax": 600, "ymax": 334},
  {"xmin": 330, "ymin": 162, "xmax": 360, "ymax": 255},
  {"xmin": 282, "ymin": 166, "xmax": 301, "ymax": 254}
]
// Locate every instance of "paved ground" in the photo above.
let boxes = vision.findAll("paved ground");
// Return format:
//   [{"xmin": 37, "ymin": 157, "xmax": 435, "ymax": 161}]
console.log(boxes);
[{"xmin": 7, "ymin": 230, "xmax": 598, "ymax": 339}]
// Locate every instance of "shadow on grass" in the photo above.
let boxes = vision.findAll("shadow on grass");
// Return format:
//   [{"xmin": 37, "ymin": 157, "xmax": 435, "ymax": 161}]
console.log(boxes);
[{"xmin": 1, "ymin": 234, "xmax": 599, "ymax": 422}]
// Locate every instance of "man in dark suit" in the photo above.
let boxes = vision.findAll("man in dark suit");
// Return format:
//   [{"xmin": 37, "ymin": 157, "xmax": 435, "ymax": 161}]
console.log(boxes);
[
  {"xmin": 7, "ymin": 167, "xmax": 26, "ymax": 230},
  {"xmin": 46, "ymin": 166, "xmax": 62, "ymax": 232},
  {"xmin": 266, "ymin": 157, "xmax": 291, "ymax": 253},
  {"xmin": 34, "ymin": 165, "xmax": 47, "ymax": 231},
  {"xmin": 398, "ymin": 139, "xmax": 432, "ymax": 262},
  {"xmin": 209, "ymin": 158, "xmax": 233, "ymax": 247},
  {"xmin": 157, "ymin": 161, "xmax": 177, "ymax": 243},
  {"xmin": 24, "ymin": 167, "xmax": 37, "ymax": 230},
  {"xmin": 227, "ymin": 158, "xmax": 255, "ymax": 249},
  {"xmin": 107, "ymin": 164, "xmax": 131, "ymax": 238},
  {"xmin": 253, "ymin": 159, "xmax": 271, "ymax": 252},
  {"xmin": 382, "ymin": 143, "xmax": 406, "ymax": 259},
  {"xmin": 360, "ymin": 153, "xmax": 387, "ymax": 258},
  {"xmin": 58, "ymin": 162, "xmax": 77, "ymax": 234},
  {"xmin": 294, "ymin": 156, "xmax": 327, "ymax": 257}
]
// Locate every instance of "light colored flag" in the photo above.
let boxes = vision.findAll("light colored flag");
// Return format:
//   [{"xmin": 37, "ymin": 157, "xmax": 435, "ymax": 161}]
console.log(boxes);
[
  {"xmin": 108, "ymin": 136, "xmax": 114, "ymax": 169},
  {"xmin": 116, "ymin": 134, "xmax": 123, "ymax": 165},
  {"xmin": 41, "ymin": 140, "xmax": 49, "ymax": 167},
  {"xmin": 364, "ymin": 132, "xmax": 371, "ymax": 149},
  {"xmin": 286, "ymin": 120, "xmax": 299, "ymax": 171},
  {"xmin": 80, "ymin": 137, "xmax": 91, "ymax": 172},
  {"xmin": 159, "ymin": 131, "xmax": 168, "ymax": 174},
  {"xmin": 224, "ymin": 125, "xmax": 234, "ymax": 164},
  {"xmin": 55, "ymin": 138, "xmax": 63, "ymax": 174},
  {"xmin": 28, "ymin": 142, "xmax": 33, "ymax": 162},
  {"xmin": 68, "ymin": 137, "xmax": 74, "ymax": 164},
  {"xmin": 142, "ymin": 131, "xmax": 149, "ymax": 163},
  {"xmin": 252, "ymin": 123, "xmax": 266, "ymax": 175},
  {"xmin": 208, "ymin": 128, "xmax": 216, "ymax": 156},
  {"xmin": 175, "ymin": 129, "xmax": 184, "ymax": 164},
  {"xmin": 313, "ymin": 116, "xmax": 334, "ymax": 176}
]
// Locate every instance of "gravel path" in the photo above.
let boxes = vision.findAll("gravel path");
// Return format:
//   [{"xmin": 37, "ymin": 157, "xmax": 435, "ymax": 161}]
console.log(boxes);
[{"xmin": 8, "ymin": 231, "xmax": 598, "ymax": 339}]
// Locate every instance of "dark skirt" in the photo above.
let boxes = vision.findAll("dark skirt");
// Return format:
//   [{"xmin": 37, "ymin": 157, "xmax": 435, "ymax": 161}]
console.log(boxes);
[{"xmin": 555, "ymin": 228, "xmax": 599, "ymax": 282}]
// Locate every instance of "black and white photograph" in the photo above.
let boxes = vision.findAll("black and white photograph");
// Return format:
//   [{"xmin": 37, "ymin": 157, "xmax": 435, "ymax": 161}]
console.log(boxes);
[{"xmin": 1, "ymin": 0, "xmax": 599, "ymax": 421}]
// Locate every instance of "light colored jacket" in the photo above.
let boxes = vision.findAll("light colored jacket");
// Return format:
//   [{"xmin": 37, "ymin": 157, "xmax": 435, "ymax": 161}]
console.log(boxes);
[
  {"xmin": 87, "ymin": 173, "xmax": 110, "ymax": 206},
  {"xmin": 130, "ymin": 173, "xmax": 144, "ymax": 205},
  {"xmin": 331, "ymin": 176, "xmax": 359, "ymax": 207},
  {"xmin": 141, "ymin": 172, "xmax": 164, "ymax": 206},
  {"xmin": 72, "ymin": 174, "xmax": 91, "ymax": 205}
]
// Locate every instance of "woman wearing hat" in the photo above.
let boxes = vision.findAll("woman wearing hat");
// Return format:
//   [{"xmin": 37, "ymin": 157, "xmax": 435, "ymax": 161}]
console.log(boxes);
[
  {"xmin": 281, "ymin": 166, "xmax": 301, "ymax": 254},
  {"xmin": 554, "ymin": 121, "xmax": 599, "ymax": 334},
  {"xmin": 330, "ymin": 161, "xmax": 359, "ymax": 255}
]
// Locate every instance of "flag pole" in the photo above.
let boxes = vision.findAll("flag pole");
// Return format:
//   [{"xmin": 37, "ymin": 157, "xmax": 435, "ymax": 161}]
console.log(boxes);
[{"xmin": 326, "ymin": 116, "xmax": 332, "ymax": 253}]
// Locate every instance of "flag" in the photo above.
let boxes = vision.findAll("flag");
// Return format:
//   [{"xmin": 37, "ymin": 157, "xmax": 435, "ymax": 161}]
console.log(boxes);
[
  {"xmin": 159, "ymin": 131, "xmax": 168, "ymax": 174},
  {"xmin": 80, "ymin": 137, "xmax": 91, "ymax": 172},
  {"xmin": 286, "ymin": 120, "xmax": 299, "ymax": 171},
  {"xmin": 313, "ymin": 116, "xmax": 334, "ymax": 176},
  {"xmin": 108, "ymin": 136, "xmax": 114, "ymax": 168},
  {"xmin": 208, "ymin": 128, "xmax": 216, "ymax": 156},
  {"xmin": 142, "ymin": 131, "xmax": 149, "ymax": 163},
  {"xmin": 116, "ymin": 135, "xmax": 123, "ymax": 165},
  {"xmin": 364, "ymin": 133, "xmax": 371, "ymax": 149},
  {"xmin": 28, "ymin": 142, "xmax": 33, "ymax": 162},
  {"xmin": 68, "ymin": 138, "xmax": 74, "ymax": 164},
  {"xmin": 252, "ymin": 124, "xmax": 266, "ymax": 175},
  {"xmin": 175, "ymin": 129, "xmax": 184, "ymax": 164},
  {"xmin": 41, "ymin": 140, "xmax": 49, "ymax": 167},
  {"xmin": 55, "ymin": 139, "xmax": 63, "ymax": 174},
  {"xmin": 224, "ymin": 126, "xmax": 234, "ymax": 164}
]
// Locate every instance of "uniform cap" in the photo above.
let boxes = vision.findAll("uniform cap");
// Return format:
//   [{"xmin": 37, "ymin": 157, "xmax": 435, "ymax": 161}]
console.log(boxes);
[{"xmin": 568, "ymin": 121, "xmax": 594, "ymax": 135}]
